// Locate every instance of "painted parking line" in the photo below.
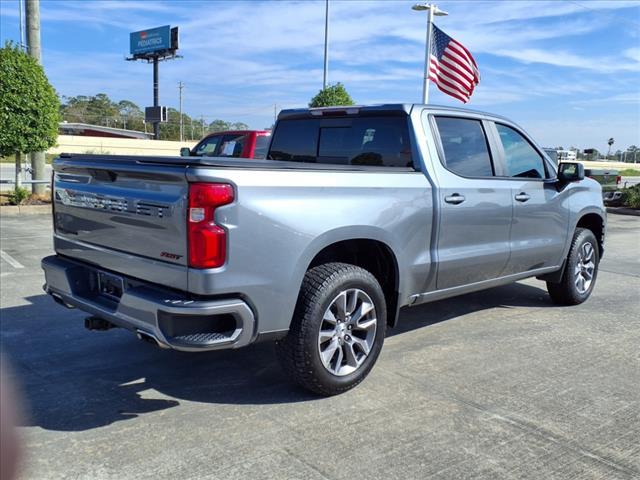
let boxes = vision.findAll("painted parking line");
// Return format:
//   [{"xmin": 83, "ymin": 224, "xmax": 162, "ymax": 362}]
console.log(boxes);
[{"xmin": 0, "ymin": 249, "xmax": 24, "ymax": 269}]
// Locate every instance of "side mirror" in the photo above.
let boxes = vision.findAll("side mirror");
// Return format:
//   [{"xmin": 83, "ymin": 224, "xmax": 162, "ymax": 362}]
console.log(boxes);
[
  {"xmin": 179, "ymin": 147, "xmax": 191, "ymax": 157},
  {"xmin": 557, "ymin": 162, "xmax": 584, "ymax": 183}
]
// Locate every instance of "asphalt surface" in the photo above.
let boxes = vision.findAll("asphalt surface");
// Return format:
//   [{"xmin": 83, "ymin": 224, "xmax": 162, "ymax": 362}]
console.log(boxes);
[{"xmin": 1, "ymin": 214, "xmax": 639, "ymax": 480}]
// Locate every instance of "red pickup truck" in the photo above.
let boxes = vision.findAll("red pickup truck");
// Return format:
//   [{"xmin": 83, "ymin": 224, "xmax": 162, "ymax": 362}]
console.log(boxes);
[{"xmin": 180, "ymin": 130, "xmax": 271, "ymax": 159}]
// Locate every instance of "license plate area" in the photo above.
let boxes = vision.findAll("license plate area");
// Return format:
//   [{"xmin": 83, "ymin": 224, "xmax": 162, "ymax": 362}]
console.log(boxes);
[{"xmin": 97, "ymin": 271, "xmax": 124, "ymax": 301}]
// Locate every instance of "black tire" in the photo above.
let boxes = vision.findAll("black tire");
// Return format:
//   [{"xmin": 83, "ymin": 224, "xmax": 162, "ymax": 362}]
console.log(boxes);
[
  {"xmin": 276, "ymin": 262, "xmax": 387, "ymax": 396},
  {"xmin": 547, "ymin": 228, "xmax": 599, "ymax": 306}
]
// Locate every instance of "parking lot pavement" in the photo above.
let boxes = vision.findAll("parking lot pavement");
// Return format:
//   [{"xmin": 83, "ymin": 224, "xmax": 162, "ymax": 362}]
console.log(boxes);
[{"xmin": 1, "ymin": 214, "xmax": 639, "ymax": 480}]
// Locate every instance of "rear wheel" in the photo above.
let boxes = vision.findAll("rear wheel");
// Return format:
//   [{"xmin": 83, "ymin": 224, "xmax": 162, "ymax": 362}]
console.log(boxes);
[
  {"xmin": 547, "ymin": 228, "xmax": 599, "ymax": 305},
  {"xmin": 276, "ymin": 263, "xmax": 386, "ymax": 396}
]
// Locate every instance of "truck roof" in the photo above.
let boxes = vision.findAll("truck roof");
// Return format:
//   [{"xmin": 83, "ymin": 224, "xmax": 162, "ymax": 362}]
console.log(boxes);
[
  {"xmin": 278, "ymin": 104, "xmax": 511, "ymax": 123},
  {"xmin": 200, "ymin": 129, "xmax": 270, "ymax": 139}
]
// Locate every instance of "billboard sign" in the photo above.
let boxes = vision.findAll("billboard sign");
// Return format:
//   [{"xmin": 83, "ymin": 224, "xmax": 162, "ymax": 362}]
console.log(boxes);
[{"xmin": 130, "ymin": 25, "xmax": 171, "ymax": 56}]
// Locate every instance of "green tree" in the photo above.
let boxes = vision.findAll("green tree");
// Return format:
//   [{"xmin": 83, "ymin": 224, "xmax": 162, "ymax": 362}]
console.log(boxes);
[
  {"xmin": 309, "ymin": 82, "xmax": 355, "ymax": 107},
  {"xmin": 0, "ymin": 42, "xmax": 60, "ymax": 158},
  {"xmin": 117, "ymin": 100, "xmax": 144, "ymax": 131},
  {"xmin": 230, "ymin": 122, "xmax": 249, "ymax": 131},
  {"xmin": 209, "ymin": 119, "xmax": 231, "ymax": 132}
]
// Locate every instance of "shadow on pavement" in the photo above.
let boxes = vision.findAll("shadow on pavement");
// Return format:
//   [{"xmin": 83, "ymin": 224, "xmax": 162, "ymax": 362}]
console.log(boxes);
[
  {"xmin": 390, "ymin": 280, "xmax": 553, "ymax": 337},
  {"xmin": 1, "ymin": 281, "xmax": 552, "ymax": 432}
]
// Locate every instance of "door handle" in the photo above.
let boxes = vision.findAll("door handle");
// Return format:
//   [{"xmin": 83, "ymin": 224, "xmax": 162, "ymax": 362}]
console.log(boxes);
[
  {"xmin": 515, "ymin": 192, "xmax": 531, "ymax": 202},
  {"xmin": 444, "ymin": 193, "xmax": 465, "ymax": 205}
]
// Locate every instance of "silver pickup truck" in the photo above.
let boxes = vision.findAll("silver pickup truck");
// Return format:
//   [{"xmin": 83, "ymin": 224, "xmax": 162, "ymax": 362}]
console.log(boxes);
[{"xmin": 42, "ymin": 104, "xmax": 606, "ymax": 395}]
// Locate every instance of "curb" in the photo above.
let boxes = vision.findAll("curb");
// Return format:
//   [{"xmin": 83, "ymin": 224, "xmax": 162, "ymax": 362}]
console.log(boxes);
[
  {"xmin": 606, "ymin": 207, "xmax": 640, "ymax": 217},
  {"xmin": 0, "ymin": 204, "xmax": 51, "ymax": 216}
]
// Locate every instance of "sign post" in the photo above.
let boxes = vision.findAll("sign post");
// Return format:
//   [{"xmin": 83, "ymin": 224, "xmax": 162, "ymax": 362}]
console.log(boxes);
[{"xmin": 127, "ymin": 25, "xmax": 180, "ymax": 139}]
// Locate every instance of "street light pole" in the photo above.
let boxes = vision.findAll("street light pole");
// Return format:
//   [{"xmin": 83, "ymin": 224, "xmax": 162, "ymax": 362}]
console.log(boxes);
[
  {"xmin": 323, "ymin": 0, "xmax": 329, "ymax": 89},
  {"xmin": 178, "ymin": 81, "xmax": 184, "ymax": 142},
  {"xmin": 412, "ymin": 3, "xmax": 448, "ymax": 104}
]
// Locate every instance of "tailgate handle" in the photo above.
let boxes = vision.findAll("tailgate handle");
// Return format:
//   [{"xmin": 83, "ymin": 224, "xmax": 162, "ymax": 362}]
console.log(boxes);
[{"xmin": 89, "ymin": 169, "xmax": 118, "ymax": 182}]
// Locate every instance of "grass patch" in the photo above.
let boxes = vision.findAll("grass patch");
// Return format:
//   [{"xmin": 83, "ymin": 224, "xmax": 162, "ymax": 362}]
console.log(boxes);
[
  {"xmin": 6, "ymin": 186, "xmax": 30, "ymax": 205},
  {"xmin": 619, "ymin": 168, "xmax": 640, "ymax": 176}
]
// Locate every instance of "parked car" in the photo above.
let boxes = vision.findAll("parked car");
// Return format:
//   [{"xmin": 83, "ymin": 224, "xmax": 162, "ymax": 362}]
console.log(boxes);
[
  {"xmin": 584, "ymin": 168, "xmax": 622, "ymax": 205},
  {"xmin": 43, "ymin": 104, "xmax": 606, "ymax": 396},
  {"xmin": 180, "ymin": 130, "xmax": 271, "ymax": 159}
]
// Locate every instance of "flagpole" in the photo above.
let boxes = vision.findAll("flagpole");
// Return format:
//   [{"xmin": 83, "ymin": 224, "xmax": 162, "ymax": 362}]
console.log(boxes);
[
  {"xmin": 412, "ymin": 3, "xmax": 448, "ymax": 104},
  {"xmin": 423, "ymin": 7, "xmax": 434, "ymax": 103}
]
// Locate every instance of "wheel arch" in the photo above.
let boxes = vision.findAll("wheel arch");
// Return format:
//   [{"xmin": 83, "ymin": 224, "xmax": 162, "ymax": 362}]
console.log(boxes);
[
  {"xmin": 575, "ymin": 211, "xmax": 605, "ymax": 257},
  {"xmin": 296, "ymin": 229, "xmax": 403, "ymax": 328}
]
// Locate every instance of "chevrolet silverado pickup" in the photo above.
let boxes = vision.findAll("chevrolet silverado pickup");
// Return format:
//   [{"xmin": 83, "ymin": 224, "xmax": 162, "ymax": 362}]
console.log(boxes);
[{"xmin": 42, "ymin": 104, "xmax": 606, "ymax": 395}]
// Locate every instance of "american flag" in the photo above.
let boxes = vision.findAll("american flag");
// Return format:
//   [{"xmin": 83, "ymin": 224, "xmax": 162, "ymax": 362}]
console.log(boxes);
[{"xmin": 429, "ymin": 25, "xmax": 480, "ymax": 103}]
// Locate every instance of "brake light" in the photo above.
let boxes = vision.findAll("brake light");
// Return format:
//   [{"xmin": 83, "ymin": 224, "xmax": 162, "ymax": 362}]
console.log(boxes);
[
  {"xmin": 616, "ymin": 175, "xmax": 621, "ymax": 185},
  {"xmin": 188, "ymin": 183, "xmax": 234, "ymax": 268}
]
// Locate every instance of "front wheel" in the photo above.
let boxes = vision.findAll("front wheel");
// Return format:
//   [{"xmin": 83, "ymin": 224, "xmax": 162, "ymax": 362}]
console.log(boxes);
[
  {"xmin": 276, "ymin": 263, "xmax": 387, "ymax": 396},
  {"xmin": 547, "ymin": 228, "xmax": 599, "ymax": 306}
]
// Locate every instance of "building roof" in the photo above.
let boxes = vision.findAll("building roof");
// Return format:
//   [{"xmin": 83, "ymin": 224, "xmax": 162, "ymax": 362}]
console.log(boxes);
[{"xmin": 58, "ymin": 122, "xmax": 153, "ymax": 139}]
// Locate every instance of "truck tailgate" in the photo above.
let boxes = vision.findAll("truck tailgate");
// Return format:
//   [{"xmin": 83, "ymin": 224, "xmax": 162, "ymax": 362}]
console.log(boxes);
[{"xmin": 53, "ymin": 156, "xmax": 189, "ymax": 290}]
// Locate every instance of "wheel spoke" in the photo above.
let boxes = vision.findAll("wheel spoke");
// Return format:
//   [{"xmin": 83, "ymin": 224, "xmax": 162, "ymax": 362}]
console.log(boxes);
[
  {"xmin": 574, "ymin": 264, "xmax": 581, "ymax": 277},
  {"xmin": 344, "ymin": 342, "xmax": 360, "ymax": 367},
  {"xmin": 351, "ymin": 336, "xmax": 371, "ymax": 356},
  {"xmin": 350, "ymin": 299, "xmax": 374, "ymax": 324},
  {"xmin": 356, "ymin": 317, "xmax": 377, "ymax": 331},
  {"xmin": 321, "ymin": 338, "xmax": 339, "ymax": 367},
  {"xmin": 584, "ymin": 243, "xmax": 594, "ymax": 261},
  {"xmin": 347, "ymin": 290, "xmax": 358, "ymax": 315},
  {"xmin": 334, "ymin": 291, "xmax": 347, "ymax": 320},
  {"xmin": 332, "ymin": 345, "xmax": 344, "ymax": 374},
  {"xmin": 584, "ymin": 261, "xmax": 595, "ymax": 279},
  {"xmin": 319, "ymin": 329, "xmax": 335, "ymax": 343},
  {"xmin": 323, "ymin": 308, "xmax": 337, "ymax": 325}
]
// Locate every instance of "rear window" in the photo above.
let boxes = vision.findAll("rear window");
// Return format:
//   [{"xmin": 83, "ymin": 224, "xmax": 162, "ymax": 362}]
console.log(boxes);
[{"xmin": 268, "ymin": 116, "xmax": 413, "ymax": 168}]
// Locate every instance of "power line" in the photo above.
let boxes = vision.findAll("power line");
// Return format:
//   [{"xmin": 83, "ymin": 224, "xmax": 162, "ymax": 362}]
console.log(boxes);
[{"xmin": 566, "ymin": 0, "xmax": 640, "ymax": 29}]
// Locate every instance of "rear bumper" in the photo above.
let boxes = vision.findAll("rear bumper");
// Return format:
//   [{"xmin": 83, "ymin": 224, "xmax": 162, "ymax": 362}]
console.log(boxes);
[{"xmin": 41, "ymin": 255, "xmax": 255, "ymax": 352}]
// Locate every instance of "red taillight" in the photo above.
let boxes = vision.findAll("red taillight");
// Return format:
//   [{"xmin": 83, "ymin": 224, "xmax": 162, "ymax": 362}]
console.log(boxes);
[
  {"xmin": 616, "ymin": 175, "xmax": 621, "ymax": 185},
  {"xmin": 188, "ymin": 183, "xmax": 234, "ymax": 269}
]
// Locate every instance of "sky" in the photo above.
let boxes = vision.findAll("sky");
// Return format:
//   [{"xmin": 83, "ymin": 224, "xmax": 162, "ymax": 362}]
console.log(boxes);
[{"xmin": 1, "ymin": 0, "xmax": 639, "ymax": 152}]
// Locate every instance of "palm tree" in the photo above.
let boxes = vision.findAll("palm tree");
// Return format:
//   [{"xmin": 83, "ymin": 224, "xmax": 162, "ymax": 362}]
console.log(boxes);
[{"xmin": 607, "ymin": 137, "xmax": 614, "ymax": 158}]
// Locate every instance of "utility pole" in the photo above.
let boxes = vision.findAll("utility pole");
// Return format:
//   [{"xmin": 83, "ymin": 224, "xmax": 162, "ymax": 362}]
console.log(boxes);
[
  {"xmin": 323, "ymin": 0, "xmax": 329, "ymax": 89},
  {"xmin": 178, "ymin": 81, "xmax": 184, "ymax": 142},
  {"xmin": 26, "ymin": 0, "xmax": 46, "ymax": 195},
  {"xmin": 200, "ymin": 115, "xmax": 205, "ymax": 137},
  {"xmin": 273, "ymin": 104, "xmax": 277, "ymax": 125}
]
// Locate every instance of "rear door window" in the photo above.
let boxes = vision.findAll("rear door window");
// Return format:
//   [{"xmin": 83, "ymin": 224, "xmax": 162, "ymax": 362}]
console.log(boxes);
[
  {"xmin": 193, "ymin": 135, "xmax": 223, "ymax": 156},
  {"xmin": 434, "ymin": 117, "xmax": 494, "ymax": 177},
  {"xmin": 268, "ymin": 116, "xmax": 413, "ymax": 168},
  {"xmin": 495, "ymin": 124, "xmax": 547, "ymax": 179},
  {"xmin": 218, "ymin": 133, "xmax": 248, "ymax": 158}
]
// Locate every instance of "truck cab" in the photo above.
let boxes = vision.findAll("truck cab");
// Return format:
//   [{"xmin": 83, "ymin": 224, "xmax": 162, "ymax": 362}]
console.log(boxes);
[{"xmin": 180, "ymin": 130, "xmax": 271, "ymax": 159}]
